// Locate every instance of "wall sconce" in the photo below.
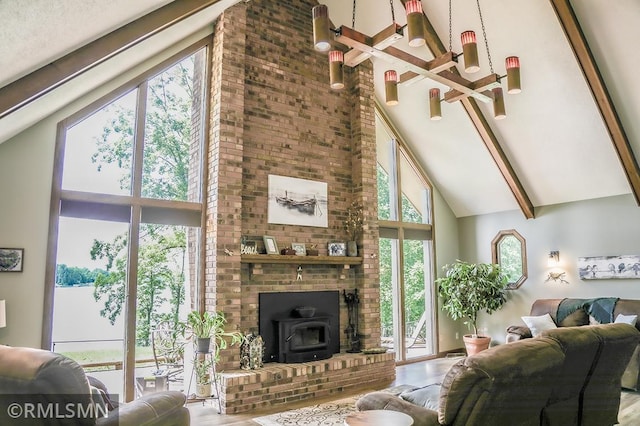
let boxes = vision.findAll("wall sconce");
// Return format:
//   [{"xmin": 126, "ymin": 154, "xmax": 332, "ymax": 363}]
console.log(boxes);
[
  {"xmin": 548, "ymin": 251, "xmax": 560, "ymax": 267},
  {"xmin": 0, "ymin": 300, "xmax": 6, "ymax": 328}
]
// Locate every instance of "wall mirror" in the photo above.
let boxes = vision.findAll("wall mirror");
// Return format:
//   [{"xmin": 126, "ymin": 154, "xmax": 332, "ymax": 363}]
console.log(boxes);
[{"xmin": 491, "ymin": 229, "xmax": 527, "ymax": 289}]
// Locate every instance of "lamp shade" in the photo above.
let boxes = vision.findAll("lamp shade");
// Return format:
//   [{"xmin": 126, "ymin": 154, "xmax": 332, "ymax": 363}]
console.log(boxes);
[
  {"xmin": 312, "ymin": 4, "xmax": 331, "ymax": 52},
  {"xmin": 405, "ymin": 0, "xmax": 425, "ymax": 47},
  {"xmin": 329, "ymin": 50, "xmax": 344, "ymax": 90},
  {"xmin": 429, "ymin": 88, "xmax": 441, "ymax": 120},
  {"xmin": 506, "ymin": 56, "xmax": 521, "ymax": 94},
  {"xmin": 0, "ymin": 300, "xmax": 5, "ymax": 328},
  {"xmin": 461, "ymin": 31, "xmax": 480, "ymax": 73},
  {"xmin": 384, "ymin": 70, "xmax": 399, "ymax": 105},
  {"xmin": 492, "ymin": 87, "xmax": 506, "ymax": 119}
]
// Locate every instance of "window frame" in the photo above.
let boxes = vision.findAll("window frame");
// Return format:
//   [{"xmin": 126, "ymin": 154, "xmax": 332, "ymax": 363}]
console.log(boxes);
[
  {"xmin": 376, "ymin": 105, "xmax": 438, "ymax": 364},
  {"xmin": 42, "ymin": 37, "xmax": 211, "ymax": 401}
]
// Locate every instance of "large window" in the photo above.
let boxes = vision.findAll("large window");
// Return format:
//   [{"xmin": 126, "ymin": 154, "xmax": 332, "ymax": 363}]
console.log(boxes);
[
  {"xmin": 376, "ymin": 110, "xmax": 436, "ymax": 363},
  {"xmin": 44, "ymin": 41, "xmax": 209, "ymax": 401}
]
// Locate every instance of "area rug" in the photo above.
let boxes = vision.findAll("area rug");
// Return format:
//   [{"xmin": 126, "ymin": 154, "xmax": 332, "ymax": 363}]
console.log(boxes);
[{"xmin": 252, "ymin": 393, "xmax": 362, "ymax": 426}]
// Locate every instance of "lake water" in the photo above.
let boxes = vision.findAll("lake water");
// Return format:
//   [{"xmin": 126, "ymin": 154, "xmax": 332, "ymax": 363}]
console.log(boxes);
[{"xmin": 52, "ymin": 286, "xmax": 126, "ymax": 352}]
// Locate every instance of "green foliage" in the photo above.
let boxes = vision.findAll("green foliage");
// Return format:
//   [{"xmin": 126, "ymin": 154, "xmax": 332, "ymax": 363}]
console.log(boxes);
[
  {"xmin": 435, "ymin": 260, "xmax": 509, "ymax": 336},
  {"xmin": 377, "ymin": 165, "xmax": 427, "ymax": 335},
  {"xmin": 194, "ymin": 357, "xmax": 213, "ymax": 384},
  {"xmin": 92, "ymin": 226, "xmax": 186, "ymax": 346},
  {"xmin": 89, "ymin": 55, "xmax": 197, "ymax": 347},
  {"xmin": 185, "ymin": 311, "xmax": 243, "ymax": 363},
  {"xmin": 55, "ymin": 264, "xmax": 106, "ymax": 286}
]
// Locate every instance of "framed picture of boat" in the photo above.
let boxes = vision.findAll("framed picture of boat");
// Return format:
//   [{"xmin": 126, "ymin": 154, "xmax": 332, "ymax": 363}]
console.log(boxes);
[{"xmin": 268, "ymin": 175, "xmax": 328, "ymax": 228}]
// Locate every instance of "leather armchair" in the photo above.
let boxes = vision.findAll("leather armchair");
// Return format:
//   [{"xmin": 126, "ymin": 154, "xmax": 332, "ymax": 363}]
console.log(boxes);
[
  {"xmin": 0, "ymin": 345, "xmax": 189, "ymax": 425},
  {"xmin": 356, "ymin": 324, "xmax": 640, "ymax": 426}
]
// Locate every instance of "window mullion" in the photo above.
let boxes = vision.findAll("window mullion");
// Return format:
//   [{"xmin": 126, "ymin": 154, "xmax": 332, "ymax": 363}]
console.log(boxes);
[{"xmin": 131, "ymin": 83, "xmax": 147, "ymax": 199}]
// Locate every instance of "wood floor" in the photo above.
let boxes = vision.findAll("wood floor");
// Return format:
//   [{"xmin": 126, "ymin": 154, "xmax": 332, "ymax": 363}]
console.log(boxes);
[{"xmin": 187, "ymin": 356, "xmax": 640, "ymax": 425}]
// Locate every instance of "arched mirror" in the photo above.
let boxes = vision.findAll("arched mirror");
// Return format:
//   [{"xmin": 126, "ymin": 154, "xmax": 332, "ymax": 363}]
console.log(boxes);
[{"xmin": 491, "ymin": 229, "xmax": 527, "ymax": 289}]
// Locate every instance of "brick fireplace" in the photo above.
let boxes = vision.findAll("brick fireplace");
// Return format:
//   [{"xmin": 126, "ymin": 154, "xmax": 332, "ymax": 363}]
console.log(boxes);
[{"xmin": 205, "ymin": 0, "xmax": 390, "ymax": 413}]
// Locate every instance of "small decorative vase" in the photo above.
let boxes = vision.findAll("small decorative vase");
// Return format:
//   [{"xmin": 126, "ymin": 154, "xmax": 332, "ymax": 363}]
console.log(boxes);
[{"xmin": 347, "ymin": 241, "xmax": 358, "ymax": 257}]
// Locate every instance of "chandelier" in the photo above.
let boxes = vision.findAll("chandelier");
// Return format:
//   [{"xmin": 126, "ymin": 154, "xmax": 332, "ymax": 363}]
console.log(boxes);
[{"xmin": 312, "ymin": 0, "xmax": 521, "ymax": 120}]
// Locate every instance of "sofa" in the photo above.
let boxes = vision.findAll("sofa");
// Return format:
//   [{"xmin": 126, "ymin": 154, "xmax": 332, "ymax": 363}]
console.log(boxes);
[
  {"xmin": 355, "ymin": 323, "xmax": 639, "ymax": 426},
  {"xmin": 506, "ymin": 298, "xmax": 640, "ymax": 391},
  {"xmin": 0, "ymin": 345, "xmax": 189, "ymax": 425}
]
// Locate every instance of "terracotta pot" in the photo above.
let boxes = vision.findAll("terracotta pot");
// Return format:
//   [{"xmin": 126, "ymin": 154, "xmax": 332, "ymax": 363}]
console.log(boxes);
[{"xmin": 463, "ymin": 335, "xmax": 491, "ymax": 356}]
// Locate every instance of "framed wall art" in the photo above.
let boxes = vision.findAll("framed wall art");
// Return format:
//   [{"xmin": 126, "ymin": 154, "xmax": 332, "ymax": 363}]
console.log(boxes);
[
  {"xmin": 291, "ymin": 243, "xmax": 306, "ymax": 256},
  {"xmin": 268, "ymin": 175, "xmax": 328, "ymax": 228},
  {"xmin": 0, "ymin": 248, "xmax": 24, "ymax": 272},
  {"xmin": 328, "ymin": 242, "xmax": 346, "ymax": 257},
  {"xmin": 263, "ymin": 236, "xmax": 279, "ymax": 255},
  {"xmin": 578, "ymin": 255, "xmax": 640, "ymax": 280}
]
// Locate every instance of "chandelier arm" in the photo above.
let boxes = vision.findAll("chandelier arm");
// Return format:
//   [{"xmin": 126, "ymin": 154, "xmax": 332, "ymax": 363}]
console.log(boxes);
[{"xmin": 476, "ymin": 0, "xmax": 494, "ymax": 73}]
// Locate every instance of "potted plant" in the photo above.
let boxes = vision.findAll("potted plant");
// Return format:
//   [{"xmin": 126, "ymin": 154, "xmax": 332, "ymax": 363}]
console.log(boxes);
[
  {"xmin": 344, "ymin": 201, "xmax": 363, "ymax": 257},
  {"xmin": 193, "ymin": 357, "xmax": 213, "ymax": 398},
  {"xmin": 435, "ymin": 260, "xmax": 509, "ymax": 355},
  {"xmin": 185, "ymin": 310, "xmax": 244, "ymax": 358}
]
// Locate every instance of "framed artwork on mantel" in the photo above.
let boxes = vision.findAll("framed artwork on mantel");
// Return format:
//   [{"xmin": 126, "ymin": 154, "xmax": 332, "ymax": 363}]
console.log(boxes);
[
  {"xmin": 263, "ymin": 236, "xmax": 279, "ymax": 255},
  {"xmin": 268, "ymin": 175, "xmax": 327, "ymax": 228}
]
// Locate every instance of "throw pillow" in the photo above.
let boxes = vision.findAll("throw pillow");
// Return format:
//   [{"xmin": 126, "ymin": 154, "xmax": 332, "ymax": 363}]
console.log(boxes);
[
  {"xmin": 399, "ymin": 383, "xmax": 441, "ymax": 410},
  {"xmin": 521, "ymin": 313, "xmax": 557, "ymax": 337},
  {"xmin": 614, "ymin": 313, "xmax": 638, "ymax": 326}
]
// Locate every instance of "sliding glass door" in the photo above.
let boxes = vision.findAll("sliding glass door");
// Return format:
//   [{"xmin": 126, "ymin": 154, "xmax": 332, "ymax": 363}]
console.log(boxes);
[{"xmin": 377, "ymin": 110, "xmax": 436, "ymax": 362}]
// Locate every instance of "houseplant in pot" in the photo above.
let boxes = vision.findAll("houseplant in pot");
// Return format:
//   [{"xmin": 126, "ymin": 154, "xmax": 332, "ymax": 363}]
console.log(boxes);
[
  {"xmin": 186, "ymin": 310, "xmax": 243, "ymax": 358},
  {"xmin": 435, "ymin": 260, "xmax": 509, "ymax": 355},
  {"xmin": 193, "ymin": 357, "xmax": 214, "ymax": 398},
  {"xmin": 185, "ymin": 310, "xmax": 243, "ymax": 399}
]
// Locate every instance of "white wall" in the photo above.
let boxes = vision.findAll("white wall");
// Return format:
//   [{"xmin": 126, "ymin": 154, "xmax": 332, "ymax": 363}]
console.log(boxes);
[
  {"xmin": 433, "ymin": 188, "xmax": 465, "ymax": 352},
  {"xmin": 458, "ymin": 193, "xmax": 640, "ymax": 345}
]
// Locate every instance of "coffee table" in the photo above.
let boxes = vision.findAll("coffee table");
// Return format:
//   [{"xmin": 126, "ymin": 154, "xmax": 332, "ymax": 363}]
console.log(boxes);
[{"xmin": 344, "ymin": 409, "xmax": 413, "ymax": 426}]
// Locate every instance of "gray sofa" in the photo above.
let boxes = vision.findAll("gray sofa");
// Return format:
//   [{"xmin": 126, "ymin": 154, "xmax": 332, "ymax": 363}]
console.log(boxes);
[
  {"xmin": 0, "ymin": 345, "xmax": 189, "ymax": 425},
  {"xmin": 506, "ymin": 298, "xmax": 640, "ymax": 391},
  {"xmin": 356, "ymin": 324, "xmax": 639, "ymax": 426}
]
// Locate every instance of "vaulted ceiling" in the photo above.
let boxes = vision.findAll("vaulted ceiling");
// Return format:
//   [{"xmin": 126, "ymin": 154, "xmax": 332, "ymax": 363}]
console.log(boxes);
[{"xmin": 1, "ymin": 0, "xmax": 639, "ymax": 219}]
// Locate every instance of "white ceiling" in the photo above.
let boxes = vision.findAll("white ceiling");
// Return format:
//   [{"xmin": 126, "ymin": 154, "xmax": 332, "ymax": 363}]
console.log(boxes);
[{"xmin": 1, "ymin": 0, "xmax": 639, "ymax": 218}]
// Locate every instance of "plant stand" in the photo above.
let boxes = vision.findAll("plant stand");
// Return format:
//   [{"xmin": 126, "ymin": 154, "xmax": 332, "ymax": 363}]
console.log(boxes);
[{"xmin": 186, "ymin": 350, "xmax": 222, "ymax": 413}]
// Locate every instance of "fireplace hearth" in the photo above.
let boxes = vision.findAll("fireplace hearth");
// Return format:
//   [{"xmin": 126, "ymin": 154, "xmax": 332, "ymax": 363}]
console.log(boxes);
[{"xmin": 259, "ymin": 291, "xmax": 340, "ymax": 363}]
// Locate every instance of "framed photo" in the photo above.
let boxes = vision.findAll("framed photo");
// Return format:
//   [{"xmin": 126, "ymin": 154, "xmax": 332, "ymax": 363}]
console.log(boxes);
[
  {"xmin": 291, "ymin": 243, "xmax": 306, "ymax": 256},
  {"xmin": 328, "ymin": 242, "xmax": 346, "ymax": 257},
  {"xmin": 263, "ymin": 236, "xmax": 279, "ymax": 255},
  {"xmin": 0, "ymin": 248, "xmax": 24, "ymax": 272}
]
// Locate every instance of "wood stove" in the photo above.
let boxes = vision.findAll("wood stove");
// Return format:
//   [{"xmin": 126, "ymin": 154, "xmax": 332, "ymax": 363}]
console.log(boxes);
[{"xmin": 259, "ymin": 291, "xmax": 339, "ymax": 363}]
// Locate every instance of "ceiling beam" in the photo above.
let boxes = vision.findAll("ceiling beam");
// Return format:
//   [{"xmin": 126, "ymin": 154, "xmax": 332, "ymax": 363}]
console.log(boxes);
[
  {"xmin": 549, "ymin": 0, "xmax": 640, "ymax": 206},
  {"xmin": 399, "ymin": 0, "xmax": 535, "ymax": 219},
  {"xmin": 0, "ymin": 0, "xmax": 229, "ymax": 120}
]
